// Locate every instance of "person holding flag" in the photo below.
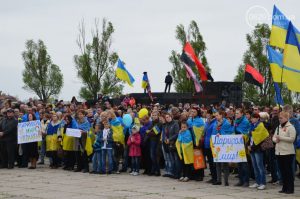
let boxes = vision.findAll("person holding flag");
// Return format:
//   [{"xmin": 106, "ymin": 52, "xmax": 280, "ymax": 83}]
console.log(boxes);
[{"xmin": 142, "ymin": 72, "xmax": 154, "ymax": 101}]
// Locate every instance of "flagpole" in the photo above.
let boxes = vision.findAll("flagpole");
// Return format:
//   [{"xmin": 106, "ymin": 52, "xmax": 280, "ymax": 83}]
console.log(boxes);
[{"xmin": 279, "ymin": 48, "xmax": 284, "ymax": 107}]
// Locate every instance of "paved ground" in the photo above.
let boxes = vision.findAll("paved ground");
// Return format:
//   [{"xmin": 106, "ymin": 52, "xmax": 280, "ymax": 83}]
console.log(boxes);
[{"xmin": 0, "ymin": 166, "xmax": 299, "ymax": 199}]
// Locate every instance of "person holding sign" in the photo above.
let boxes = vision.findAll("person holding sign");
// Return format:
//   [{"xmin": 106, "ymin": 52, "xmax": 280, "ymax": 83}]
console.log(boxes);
[
  {"xmin": 248, "ymin": 113, "xmax": 269, "ymax": 190},
  {"xmin": 234, "ymin": 108, "xmax": 251, "ymax": 187},
  {"xmin": 22, "ymin": 113, "xmax": 39, "ymax": 169},
  {"xmin": 75, "ymin": 109, "xmax": 91, "ymax": 173},
  {"xmin": 45, "ymin": 113, "xmax": 61, "ymax": 169},
  {"xmin": 0, "ymin": 108, "xmax": 18, "ymax": 169},
  {"xmin": 62, "ymin": 115, "xmax": 79, "ymax": 170},
  {"xmin": 212, "ymin": 110, "xmax": 233, "ymax": 186}
]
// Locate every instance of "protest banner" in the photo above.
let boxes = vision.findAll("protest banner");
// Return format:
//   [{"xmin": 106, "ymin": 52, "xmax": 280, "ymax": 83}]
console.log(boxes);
[
  {"xmin": 66, "ymin": 128, "xmax": 82, "ymax": 138},
  {"xmin": 211, "ymin": 134, "xmax": 247, "ymax": 163},
  {"xmin": 18, "ymin": 120, "xmax": 42, "ymax": 144}
]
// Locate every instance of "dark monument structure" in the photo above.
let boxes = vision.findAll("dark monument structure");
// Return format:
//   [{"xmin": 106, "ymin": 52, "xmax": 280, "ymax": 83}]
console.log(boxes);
[{"xmin": 127, "ymin": 82, "xmax": 242, "ymax": 106}]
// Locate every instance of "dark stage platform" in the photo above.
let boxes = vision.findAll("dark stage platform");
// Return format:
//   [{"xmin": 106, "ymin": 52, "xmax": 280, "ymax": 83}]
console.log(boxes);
[{"xmin": 119, "ymin": 82, "xmax": 242, "ymax": 106}]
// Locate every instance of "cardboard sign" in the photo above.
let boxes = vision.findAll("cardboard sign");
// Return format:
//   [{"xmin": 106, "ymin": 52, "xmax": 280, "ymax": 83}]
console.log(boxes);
[
  {"xmin": 18, "ymin": 120, "xmax": 42, "ymax": 144},
  {"xmin": 211, "ymin": 135, "xmax": 247, "ymax": 163},
  {"xmin": 66, "ymin": 128, "xmax": 81, "ymax": 138}
]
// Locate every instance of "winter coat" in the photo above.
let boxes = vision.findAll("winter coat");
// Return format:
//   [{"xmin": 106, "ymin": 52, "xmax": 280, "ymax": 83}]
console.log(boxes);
[
  {"xmin": 127, "ymin": 132, "xmax": 141, "ymax": 157},
  {"xmin": 273, "ymin": 121, "xmax": 296, "ymax": 155},
  {"xmin": 0, "ymin": 117, "xmax": 18, "ymax": 142},
  {"xmin": 204, "ymin": 118, "xmax": 217, "ymax": 149}
]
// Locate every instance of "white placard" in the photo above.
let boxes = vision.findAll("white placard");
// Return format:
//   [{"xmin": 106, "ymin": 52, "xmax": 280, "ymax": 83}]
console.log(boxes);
[
  {"xmin": 66, "ymin": 128, "xmax": 81, "ymax": 138},
  {"xmin": 211, "ymin": 134, "xmax": 247, "ymax": 163},
  {"xmin": 18, "ymin": 120, "xmax": 42, "ymax": 144}
]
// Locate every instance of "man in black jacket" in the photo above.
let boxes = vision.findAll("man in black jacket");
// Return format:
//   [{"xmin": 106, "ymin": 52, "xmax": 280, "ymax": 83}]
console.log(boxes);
[
  {"xmin": 0, "ymin": 108, "xmax": 18, "ymax": 169},
  {"xmin": 164, "ymin": 72, "xmax": 173, "ymax": 93}
]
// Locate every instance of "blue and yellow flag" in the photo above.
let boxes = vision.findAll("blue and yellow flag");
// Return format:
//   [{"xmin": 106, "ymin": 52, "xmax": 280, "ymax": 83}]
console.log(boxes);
[
  {"xmin": 274, "ymin": 82, "xmax": 284, "ymax": 106},
  {"xmin": 270, "ymin": 5, "xmax": 290, "ymax": 49},
  {"xmin": 270, "ymin": 5, "xmax": 300, "ymax": 49},
  {"xmin": 110, "ymin": 118, "xmax": 125, "ymax": 145},
  {"xmin": 116, "ymin": 59, "xmax": 135, "ymax": 86},
  {"xmin": 176, "ymin": 130, "xmax": 194, "ymax": 164},
  {"xmin": 187, "ymin": 117, "xmax": 204, "ymax": 147},
  {"xmin": 267, "ymin": 44, "xmax": 300, "ymax": 92},
  {"xmin": 142, "ymin": 72, "xmax": 149, "ymax": 89},
  {"xmin": 267, "ymin": 45, "xmax": 286, "ymax": 83},
  {"xmin": 282, "ymin": 22, "xmax": 300, "ymax": 92}
]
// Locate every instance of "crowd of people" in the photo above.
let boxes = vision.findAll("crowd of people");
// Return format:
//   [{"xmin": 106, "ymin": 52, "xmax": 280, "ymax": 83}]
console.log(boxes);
[{"xmin": 0, "ymin": 97, "xmax": 299, "ymax": 194}]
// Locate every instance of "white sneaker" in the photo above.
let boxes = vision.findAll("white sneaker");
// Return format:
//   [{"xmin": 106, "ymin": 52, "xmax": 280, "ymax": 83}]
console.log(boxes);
[
  {"xmin": 257, "ymin": 185, "xmax": 266, "ymax": 190},
  {"xmin": 129, "ymin": 171, "xmax": 134, "ymax": 175},
  {"xmin": 183, "ymin": 177, "xmax": 189, "ymax": 182},
  {"xmin": 179, "ymin": 177, "xmax": 184, "ymax": 181},
  {"xmin": 249, "ymin": 183, "xmax": 259, "ymax": 188},
  {"xmin": 133, "ymin": 172, "xmax": 139, "ymax": 176}
]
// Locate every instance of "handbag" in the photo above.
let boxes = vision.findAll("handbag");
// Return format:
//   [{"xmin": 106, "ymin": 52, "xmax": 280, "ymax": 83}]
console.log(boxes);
[
  {"xmin": 193, "ymin": 149, "xmax": 206, "ymax": 170},
  {"xmin": 260, "ymin": 135, "xmax": 274, "ymax": 151}
]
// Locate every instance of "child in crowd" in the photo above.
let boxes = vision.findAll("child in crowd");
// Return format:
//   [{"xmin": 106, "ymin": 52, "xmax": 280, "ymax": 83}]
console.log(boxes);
[
  {"xmin": 100, "ymin": 121, "xmax": 114, "ymax": 174},
  {"xmin": 91, "ymin": 124, "xmax": 102, "ymax": 174},
  {"xmin": 127, "ymin": 125, "xmax": 141, "ymax": 176},
  {"xmin": 176, "ymin": 121, "xmax": 194, "ymax": 182}
]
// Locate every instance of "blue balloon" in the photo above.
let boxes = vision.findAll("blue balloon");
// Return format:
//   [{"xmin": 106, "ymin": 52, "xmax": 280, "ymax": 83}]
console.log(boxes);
[{"xmin": 123, "ymin": 114, "xmax": 133, "ymax": 127}]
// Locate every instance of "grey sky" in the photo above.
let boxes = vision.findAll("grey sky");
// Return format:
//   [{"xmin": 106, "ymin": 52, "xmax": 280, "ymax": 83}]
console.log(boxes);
[{"xmin": 1, "ymin": 0, "xmax": 299, "ymax": 101}]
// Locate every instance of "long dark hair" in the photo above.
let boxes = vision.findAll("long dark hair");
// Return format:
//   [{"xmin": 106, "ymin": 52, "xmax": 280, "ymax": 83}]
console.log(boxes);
[{"xmin": 28, "ymin": 113, "xmax": 36, "ymax": 121}]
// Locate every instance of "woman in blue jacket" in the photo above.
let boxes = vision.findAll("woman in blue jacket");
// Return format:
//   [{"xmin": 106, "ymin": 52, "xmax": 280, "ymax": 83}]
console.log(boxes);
[
  {"xmin": 212, "ymin": 110, "xmax": 233, "ymax": 186},
  {"xmin": 203, "ymin": 109, "xmax": 217, "ymax": 184},
  {"xmin": 187, "ymin": 107, "xmax": 205, "ymax": 181},
  {"xmin": 234, "ymin": 108, "xmax": 250, "ymax": 187}
]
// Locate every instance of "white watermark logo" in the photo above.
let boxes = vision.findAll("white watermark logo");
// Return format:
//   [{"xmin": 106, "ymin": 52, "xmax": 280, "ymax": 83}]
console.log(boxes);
[
  {"xmin": 245, "ymin": 5, "xmax": 296, "ymax": 29},
  {"xmin": 246, "ymin": 5, "xmax": 270, "ymax": 28}
]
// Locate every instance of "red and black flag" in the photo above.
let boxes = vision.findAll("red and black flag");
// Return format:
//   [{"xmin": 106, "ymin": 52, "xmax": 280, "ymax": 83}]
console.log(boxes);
[
  {"xmin": 180, "ymin": 42, "xmax": 208, "ymax": 81},
  {"xmin": 244, "ymin": 64, "xmax": 265, "ymax": 87}
]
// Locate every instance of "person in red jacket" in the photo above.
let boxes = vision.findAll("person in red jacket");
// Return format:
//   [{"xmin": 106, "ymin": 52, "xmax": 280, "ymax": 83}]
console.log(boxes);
[{"xmin": 127, "ymin": 125, "xmax": 141, "ymax": 176}]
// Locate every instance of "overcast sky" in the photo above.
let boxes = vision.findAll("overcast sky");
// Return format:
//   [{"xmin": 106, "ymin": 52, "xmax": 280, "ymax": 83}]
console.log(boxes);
[{"xmin": 1, "ymin": 0, "xmax": 299, "ymax": 101}]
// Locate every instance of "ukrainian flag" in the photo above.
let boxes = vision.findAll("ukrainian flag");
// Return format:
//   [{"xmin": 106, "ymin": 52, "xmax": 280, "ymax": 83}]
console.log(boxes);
[
  {"xmin": 176, "ymin": 130, "xmax": 194, "ymax": 164},
  {"xmin": 85, "ymin": 128, "xmax": 95, "ymax": 156},
  {"xmin": 270, "ymin": 5, "xmax": 300, "ymax": 49},
  {"xmin": 152, "ymin": 125, "xmax": 161, "ymax": 135},
  {"xmin": 110, "ymin": 118, "xmax": 125, "ymax": 145},
  {"xmin": 116, "ymin": 59, "xmax": 135, "ymax": 86},
  {"xmin": 142, "ymin": 73, "xmax": 149, "ymax": 89},
  {"xmin": 267, "ymin": 45, "xmax": 287, "ymax": 83},
  {"xmin": 282, "ymin": 22, "xmax": 300, "ymax": 92},
  {"xmin": 187, "ymin": 117, "xmax": 204, "ymax": 147}
]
